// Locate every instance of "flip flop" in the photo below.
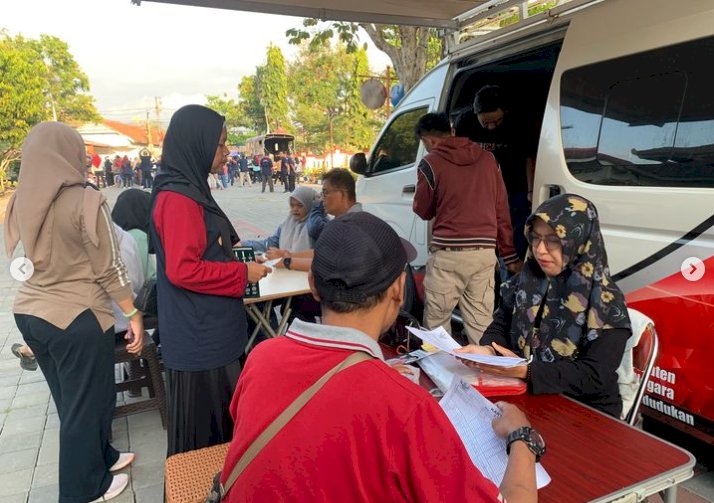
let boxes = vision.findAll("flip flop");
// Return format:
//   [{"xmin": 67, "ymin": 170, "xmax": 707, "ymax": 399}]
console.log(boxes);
[{"xmin": 11, "ymin": 343, "xmax": 38, "ymax": 371}]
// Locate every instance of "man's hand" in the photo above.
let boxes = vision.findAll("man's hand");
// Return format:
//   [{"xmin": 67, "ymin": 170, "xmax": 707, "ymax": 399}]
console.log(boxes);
[
  {"xmin": 246, "ymin": 262, "xmax": 272, "ymax": 283},
  {"xmin": 506, "ymin": 260, "xmax": 523, "ymax": 275},
  {"xmin": 266, "ymin": 247, "xmax": 290, "ymax": 260},
  {"xmin": 492, "ymin": 402, "xmax": 531, "ymax": 439},
  {"xmin": 390, "ymin": 363, "xmax": 415, "ymax": 376}
]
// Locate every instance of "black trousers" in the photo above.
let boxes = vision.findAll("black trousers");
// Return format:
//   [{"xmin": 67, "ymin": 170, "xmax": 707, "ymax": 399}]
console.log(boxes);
[{"xmin": 15, "ymin": 310, "xmax": 119, "ymax": 503}]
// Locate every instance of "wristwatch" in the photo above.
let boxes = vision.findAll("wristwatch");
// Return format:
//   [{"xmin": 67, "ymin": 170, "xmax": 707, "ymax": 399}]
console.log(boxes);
[
  {"xmin": 506, "ymin": 426, "xmax": 546, "ymax": 461},
  {"xmin": 282, "ymin": 257, "xmax": 292, "ymax": 270}
]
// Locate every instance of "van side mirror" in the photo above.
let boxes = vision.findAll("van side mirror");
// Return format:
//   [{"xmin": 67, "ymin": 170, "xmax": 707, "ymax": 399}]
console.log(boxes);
[{"xmin": 350, "ymin": 153, "xmax": 367, "ymax": 175}]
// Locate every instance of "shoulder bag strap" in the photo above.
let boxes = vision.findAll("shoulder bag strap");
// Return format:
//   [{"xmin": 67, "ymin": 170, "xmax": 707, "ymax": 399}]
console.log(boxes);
[{"xmin": 221, "ymin": 351, "xmax": 373, "ymax": 496}]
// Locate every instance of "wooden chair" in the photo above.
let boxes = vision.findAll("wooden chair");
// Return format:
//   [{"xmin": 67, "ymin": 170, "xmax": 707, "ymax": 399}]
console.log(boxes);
[
  {"xmin": 113, "ymin": 336, "xmax": 167, "ymax": 428},
  {"xmin": 165, "ymin": 443, "xmax": 229, "ymax": 503}
]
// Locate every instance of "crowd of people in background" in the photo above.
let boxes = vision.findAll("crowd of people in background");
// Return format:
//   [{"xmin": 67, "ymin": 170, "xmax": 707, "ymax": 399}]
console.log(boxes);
[{"xmin": 87, "ymin": 149, "xmax": 160, "ymax": 190}]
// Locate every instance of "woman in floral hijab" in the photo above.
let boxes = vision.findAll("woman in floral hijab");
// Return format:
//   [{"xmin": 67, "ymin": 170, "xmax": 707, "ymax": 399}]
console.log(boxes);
[{"xmin": 458, "ymin": 194, "xmax": 631, "ymax": 416}]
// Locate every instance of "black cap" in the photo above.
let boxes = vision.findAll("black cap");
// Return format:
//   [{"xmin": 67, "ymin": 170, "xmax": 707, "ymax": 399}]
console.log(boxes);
[{"xmin": 312, "ymin": 212, "xmax": 417, "ymax": 304}]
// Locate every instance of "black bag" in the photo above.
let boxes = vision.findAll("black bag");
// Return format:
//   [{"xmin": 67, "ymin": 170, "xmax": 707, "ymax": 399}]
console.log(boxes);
[{"xmin": 134, "ymin": 274, "xmax": 157, "ymax": 317}]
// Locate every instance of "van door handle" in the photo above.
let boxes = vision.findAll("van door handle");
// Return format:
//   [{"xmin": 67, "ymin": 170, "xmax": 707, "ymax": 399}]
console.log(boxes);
[
  {"xmin": 402, "ymin": 184, "xmax": 415, "ymax": 194},
  {"xmin": 546, "ymin": 184, "xmax": 562, "ymax": 198}
]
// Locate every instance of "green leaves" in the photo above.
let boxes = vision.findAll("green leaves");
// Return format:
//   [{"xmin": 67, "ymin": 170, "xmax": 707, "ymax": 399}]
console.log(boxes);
[
  {"xmin": 0, "ymin": 32, "xmax": 99, "ymax": 190},
  {"xmin": 261, "ymin": 45, "xmax": 289, "ymax": 132},
  {"xmin": 287, "ymin": 44, "xmax": 380, "ymax": 154}
]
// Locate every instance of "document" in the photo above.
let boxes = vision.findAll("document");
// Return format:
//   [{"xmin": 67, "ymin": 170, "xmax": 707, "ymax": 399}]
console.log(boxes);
[
  {"xmin": 406, "ymin": 326, "xmax": 528, "ymax": 367},
  {"xmin": 439, "ymin": 378, "xmax": 551, "ymax": 489}
]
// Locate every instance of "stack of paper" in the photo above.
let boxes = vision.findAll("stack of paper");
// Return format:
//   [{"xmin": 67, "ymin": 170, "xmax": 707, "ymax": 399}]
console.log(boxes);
[
  {"xmin": 419, "ymin": 352, "xmax": 526, "ymax": 396},
  {"xmin": 440, "ymin": 378, "xmax": 551, "ymax": 489},
  {"xmin": 406, "ymin": 326, "xmax": 528, "ymax": 368}
]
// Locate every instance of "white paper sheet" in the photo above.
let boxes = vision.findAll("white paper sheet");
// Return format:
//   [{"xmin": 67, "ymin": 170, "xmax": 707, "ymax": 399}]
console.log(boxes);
[
  {"xmin": 264, "ymin": 258, "xmax": 282, "ymax": 267},
  {"xmin": 406, "ymin": 326, "xmax": 528, "ymax": 367},
  {"xmin": 439, "ymin": 378, "xmax": 551, "ymax": 489}
]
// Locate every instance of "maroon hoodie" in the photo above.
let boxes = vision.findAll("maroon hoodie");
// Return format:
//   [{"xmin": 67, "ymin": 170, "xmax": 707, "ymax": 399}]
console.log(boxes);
[{"xmin": 413, "ymin": 136, "xmax": 518, "ymax": 264}]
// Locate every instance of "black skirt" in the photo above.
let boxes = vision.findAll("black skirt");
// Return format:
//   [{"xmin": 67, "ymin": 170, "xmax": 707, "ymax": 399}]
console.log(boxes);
[{"xmin": 166, "ymin": 358, "xmax": 242, "ymax": 456}]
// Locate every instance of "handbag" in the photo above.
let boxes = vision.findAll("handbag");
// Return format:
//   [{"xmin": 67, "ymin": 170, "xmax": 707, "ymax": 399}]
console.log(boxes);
[
  {"xmin": 205, "ymin": 351, "xmax": 372, "ymax": 502},
  {"xmin": 133, "ymin": 274, "xmax": 157, "ymax": 317}
]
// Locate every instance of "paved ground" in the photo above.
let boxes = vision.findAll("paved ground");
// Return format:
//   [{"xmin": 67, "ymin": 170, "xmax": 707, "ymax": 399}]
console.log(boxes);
[{"xmin": 1, "ymin": 179, "xmax": 713, "ymax": 502}]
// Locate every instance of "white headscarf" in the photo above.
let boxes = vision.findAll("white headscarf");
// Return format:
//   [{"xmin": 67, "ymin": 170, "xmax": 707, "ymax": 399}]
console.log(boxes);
[{"xmin": 278, "ymin": 186, "xmax": 316, "ymax": 252}]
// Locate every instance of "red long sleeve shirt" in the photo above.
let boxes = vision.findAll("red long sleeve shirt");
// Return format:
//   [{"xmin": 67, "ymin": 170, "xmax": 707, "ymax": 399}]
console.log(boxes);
[{"xmin": 153, "ymin": 191, "xmax": 247, "ymax": 298}]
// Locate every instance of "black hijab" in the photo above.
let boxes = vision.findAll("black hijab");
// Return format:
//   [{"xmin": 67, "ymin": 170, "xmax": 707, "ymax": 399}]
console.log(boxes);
[
  {"xmin": 501, "ymin": 194, "xmax": 630, "ymax": 362},
  {"xmin": 112, "ymin": 188, "xmax": 151, "ymax": 234},
  {"xmin": 151, "ymin": 105, "xmax": 238, "ymax": 256}
]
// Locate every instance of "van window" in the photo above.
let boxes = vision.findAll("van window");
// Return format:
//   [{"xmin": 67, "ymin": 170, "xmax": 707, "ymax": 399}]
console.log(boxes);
[
  {"xmin": 560, "ymin": 36, "xmax": 714, "ymax": 188},
  {"xmin": 369, "ymin": 107, "xmax": 428, "ymax": 174}
]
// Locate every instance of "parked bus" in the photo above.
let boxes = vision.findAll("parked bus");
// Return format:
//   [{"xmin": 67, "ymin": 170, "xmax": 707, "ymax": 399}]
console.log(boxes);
[{"xmin": 244, "ymin": 132, "xmax": 294, "ymax": 160}]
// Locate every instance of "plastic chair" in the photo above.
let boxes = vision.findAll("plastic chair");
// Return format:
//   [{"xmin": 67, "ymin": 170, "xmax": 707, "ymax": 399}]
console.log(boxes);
[{"xmin": 618, "ymin": 308, "xmax": 659, "ymax": 425}]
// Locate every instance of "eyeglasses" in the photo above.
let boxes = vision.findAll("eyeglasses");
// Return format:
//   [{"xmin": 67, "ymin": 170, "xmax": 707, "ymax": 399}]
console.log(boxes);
[
  {"xmin": 527, "ymin": 232, "xmax": 562, "ymax": 252},
  {"xmin": 321, "ymin": 188, "xmax": 344, "ymax": 197}
]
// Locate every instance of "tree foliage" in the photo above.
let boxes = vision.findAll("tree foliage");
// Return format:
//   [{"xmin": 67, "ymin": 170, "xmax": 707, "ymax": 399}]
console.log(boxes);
[
  {"xmin": 237, "ymin": 73, "xmax": 266, "ymax": 133},
  {"xmin": 288, "ymin": 44, "xmax": 380, "ymax": 155},
  {"xmin": 31, "ymin": 35, "xmax": 100, "ymax": 123},
  {"xmin": 0, "ymin": 32, "xmax": 99, "ymax": 190},
  {"xmin": 287, "ymin": 21, "xmax": 444, "ymax": 92},
  {"xmin": 205, "ymin": 93, "xmax": 254, "ymax": 145},
  {"xmin": 261, "ymin": 45, "xmax": 289, "ymax": 132}
]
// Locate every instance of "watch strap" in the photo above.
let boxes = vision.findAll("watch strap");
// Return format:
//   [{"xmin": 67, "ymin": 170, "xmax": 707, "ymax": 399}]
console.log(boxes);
[{"xmin": 506, "ymin": 426, "xmax": 544, "ymax": 462}]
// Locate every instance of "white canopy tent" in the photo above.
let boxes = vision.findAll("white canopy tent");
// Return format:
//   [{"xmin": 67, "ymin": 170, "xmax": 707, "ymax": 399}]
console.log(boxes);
[{"xmin": 131, "ymin": 0, "xmax": 504, "ymax": 29}]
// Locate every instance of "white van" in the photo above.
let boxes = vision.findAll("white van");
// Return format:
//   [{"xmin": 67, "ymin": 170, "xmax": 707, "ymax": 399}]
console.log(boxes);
[
  {"xmin": 350, "ymin": 0, "xmax": 714, "ymax": 443},
  {"xmin": 140, "ymin": 0, "xmax": 714, "ymax": 443}
]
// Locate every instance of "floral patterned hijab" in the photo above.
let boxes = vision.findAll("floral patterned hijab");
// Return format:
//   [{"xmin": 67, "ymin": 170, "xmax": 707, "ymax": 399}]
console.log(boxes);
[{"xmin": 500, "ymin": 194, "xmax": 630, "ymax": 362}]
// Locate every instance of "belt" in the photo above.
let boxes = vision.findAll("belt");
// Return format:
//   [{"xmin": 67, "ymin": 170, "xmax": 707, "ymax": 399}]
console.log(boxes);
[{"xmin": 436, "ymin": 246, "xmax": 486, "ymax": 251}]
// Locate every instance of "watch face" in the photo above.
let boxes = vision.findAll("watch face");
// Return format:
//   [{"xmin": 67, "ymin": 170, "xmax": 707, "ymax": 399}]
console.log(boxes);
[{"xmin": 529, "ymin": 429, "xmax": 546, "ymax": 451}]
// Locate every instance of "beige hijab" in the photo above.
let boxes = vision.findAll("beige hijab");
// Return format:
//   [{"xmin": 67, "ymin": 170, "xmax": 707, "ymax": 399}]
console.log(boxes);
[{"xmin": 4, "ymin": 122, "xmax": 105, "ymax": 266}]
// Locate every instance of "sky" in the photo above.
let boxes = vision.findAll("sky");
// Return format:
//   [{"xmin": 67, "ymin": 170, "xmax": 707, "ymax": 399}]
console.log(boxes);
[{"xmin": 1, "ymin": 0, "xmax": 391, "ymax": 126}]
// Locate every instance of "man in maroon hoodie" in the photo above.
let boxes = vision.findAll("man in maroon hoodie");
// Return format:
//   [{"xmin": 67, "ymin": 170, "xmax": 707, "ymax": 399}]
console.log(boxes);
[{"xmin": 413, "ymin": 112, "xmax": 521, "ymax": 344}]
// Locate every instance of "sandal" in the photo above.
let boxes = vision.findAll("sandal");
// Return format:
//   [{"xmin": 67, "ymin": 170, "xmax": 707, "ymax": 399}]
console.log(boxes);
[{"xmin": 11, "ymin": 343, "xmax": 38, "ymax": 371}]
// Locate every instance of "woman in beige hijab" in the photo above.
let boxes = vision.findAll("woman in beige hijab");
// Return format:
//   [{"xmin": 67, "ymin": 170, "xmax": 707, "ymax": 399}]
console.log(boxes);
[{"xmin": 4, "ymin": 122, "xmax": 144, "ymax": 503}]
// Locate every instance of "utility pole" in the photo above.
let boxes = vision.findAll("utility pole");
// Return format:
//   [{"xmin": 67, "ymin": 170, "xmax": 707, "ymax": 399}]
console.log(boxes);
[
  {"xmin": 154, "ymin": 97, "xmax": 162, "ymax": 145},
  {"xmin": 146, "ymin": 109, "xmax": 152, "ymax": 149}
]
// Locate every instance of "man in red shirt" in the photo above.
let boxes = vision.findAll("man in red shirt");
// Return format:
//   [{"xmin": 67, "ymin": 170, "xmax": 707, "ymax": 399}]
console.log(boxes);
[{"xmin": 221, "ymin": 212, "xmax": 539, "ymax": 502}]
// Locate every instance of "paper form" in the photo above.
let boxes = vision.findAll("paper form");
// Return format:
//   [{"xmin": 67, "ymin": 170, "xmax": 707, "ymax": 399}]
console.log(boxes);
[
  {"xmin": 406, "ymin": 327, "xmax": 528, "ymax": 368},
  {"xmin": 439, "ymin": 378, "xmax": 551, "ymax": 489}
]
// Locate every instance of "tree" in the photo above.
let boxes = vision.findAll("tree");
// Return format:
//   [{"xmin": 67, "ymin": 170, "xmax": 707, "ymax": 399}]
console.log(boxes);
[
  {"xmin": 205, "ymin": 93, "xmax": 252, "ymax": 145},
  {"xmin": 30, "ymin": 35, "xmax": 99, "ymax": 123},
  {"xmin": 287, "ymin": 21, "xmax": 444, "ymax": 92},
  {"xmin": 0, "ymin": 34, "xmax": 46, "ymax": 191},
  {"xmin": 288, "ymin": 44, "xmax": 380, "ymax": 156},
  {"xmin": 237, "ymin": 73, "xmax": 266, "ymax": 133},
  {"xmin": 0, "ymin": 32, "xmax": 100, "ymax": 191},
  {"xmin": 260, "ymin": 45, "xmax": 289, "ymax": 132}
]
